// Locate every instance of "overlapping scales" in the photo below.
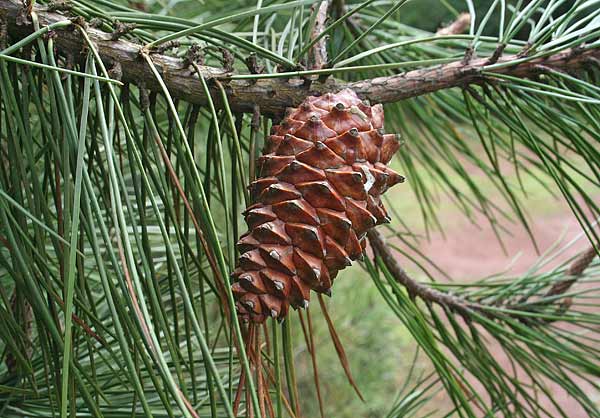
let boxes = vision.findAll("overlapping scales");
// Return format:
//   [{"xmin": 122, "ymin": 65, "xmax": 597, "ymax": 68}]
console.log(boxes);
[{"xmin": 232, "ymin": 89, "xmax": 404, "ymax": 323}]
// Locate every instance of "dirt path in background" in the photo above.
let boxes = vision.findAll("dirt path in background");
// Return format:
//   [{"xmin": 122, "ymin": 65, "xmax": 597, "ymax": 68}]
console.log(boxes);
[{"xmin": 416, "ymin": 207, "xmax": 590, "ymax": 279}]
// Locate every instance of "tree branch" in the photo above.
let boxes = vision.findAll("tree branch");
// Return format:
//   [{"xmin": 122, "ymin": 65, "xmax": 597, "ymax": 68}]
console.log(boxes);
[
  {"xmin": 436, "ymin": 12, "xmax": 471, "ymax": 36},
  {"xmin": 368, "ymin": 229, "xmax": 598, "ymax": 320},
  {"xmin": 2, "ymin": 0, "xmax": 599, "ymax": 116},
  {"xmin": 367, "ymin": 229, "xmax": 480, "ymax": 317},
  {"xmin": 308, "ymin": 1, "xmax": 329, "ymax": 70}
]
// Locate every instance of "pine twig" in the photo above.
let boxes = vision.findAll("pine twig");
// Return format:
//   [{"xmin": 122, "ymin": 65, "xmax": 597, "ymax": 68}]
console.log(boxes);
[
  {"xmin": 308, "ymin": 1, "xmax": 329, "ymax": 70},
  {"xmin": 2, "ymin": 0, "xmax": 599, "ymax": 116},
  {"xmin": 436, "ymin": 13, "xmax": 471, "ymax": 36},
  {"xmin": 367, "ymin": 230, "xmax": 478, "ymax": 318},
  {"xmin": 368, "ymin": 230, "xmax": 598, "ymax": 320},
  {"xmin": 545, "ymin": 246, "xmax": 598, "ymax": 297}
]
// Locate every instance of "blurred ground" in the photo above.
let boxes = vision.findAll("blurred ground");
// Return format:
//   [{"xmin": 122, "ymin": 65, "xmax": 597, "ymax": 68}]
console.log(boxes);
[{"xmin": 416, "ymin": 201, "xmax": 590, "ymax": 279}]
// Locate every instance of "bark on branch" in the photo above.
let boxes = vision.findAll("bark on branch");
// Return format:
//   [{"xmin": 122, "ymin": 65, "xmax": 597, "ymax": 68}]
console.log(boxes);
[
  {"xmin": 308, "ymin": 1, "xmax": 329, "ymax": 70},
  {"xmin": 2, "ymin": 0, "xmax": 599, "ymax": 116},
  {"xmin": 367, "ymin": 230, "xmax": 480, "ymax": 317}
]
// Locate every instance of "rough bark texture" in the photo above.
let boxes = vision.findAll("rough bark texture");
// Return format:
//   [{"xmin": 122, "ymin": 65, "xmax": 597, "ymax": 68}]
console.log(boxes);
[
  {"xmin": 232, "ymin": 89, "xmax": 404, "ymax": 322},
  {"xmin": 308, "ymin": 1, "xmax": 329, "ymax": 70},
  {"xmin": 2, "ymin": 0, "xmax": 599, "ymax": 116}
]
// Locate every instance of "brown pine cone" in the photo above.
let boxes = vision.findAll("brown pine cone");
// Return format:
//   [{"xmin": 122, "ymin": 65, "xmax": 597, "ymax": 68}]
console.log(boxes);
[{"xmin": 232, "ymin": 89, "xmax": 404, "ymax": 323}]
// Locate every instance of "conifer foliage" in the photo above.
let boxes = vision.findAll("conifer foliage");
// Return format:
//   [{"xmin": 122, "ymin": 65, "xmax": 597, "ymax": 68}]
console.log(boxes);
[{"xmin": 0, "ymin": 0, "xmax": 599, "ymax": 417}]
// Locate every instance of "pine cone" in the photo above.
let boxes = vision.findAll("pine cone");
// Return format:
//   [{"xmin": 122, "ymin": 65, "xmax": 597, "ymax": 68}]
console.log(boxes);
[{"xmin": 232, "ymin": 89, "xmax": 404, "ymax": 323}]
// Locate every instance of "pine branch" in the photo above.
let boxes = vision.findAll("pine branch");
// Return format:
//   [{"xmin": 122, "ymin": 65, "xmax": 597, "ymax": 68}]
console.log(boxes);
[
  {"xmin": 435, "ymin": 12, "xmax": 471, "ymax": 36},
  {"xmin": 367, "ymin": 229, "xmax": 480, "ymax": 317},
  {"xmin": 3, "ymin": 0, "xmax": 599, "ymax": 116},
  {"xmin": 368, "ymin": 229, "xmax": 598, "ymax": 319},
  {"xmin": 308, "ymin": 1, "xmax": 329, "ymax": 70},
  {"xmin": 369, "ymin": 228, "xmax": 600, "ymax": 416}
]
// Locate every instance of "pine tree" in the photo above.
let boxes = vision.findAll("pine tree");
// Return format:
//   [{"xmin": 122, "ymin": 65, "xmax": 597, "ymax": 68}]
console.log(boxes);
[{"xmin": 0, "ymin": 0, "xmax": 598, "ymax": 417}]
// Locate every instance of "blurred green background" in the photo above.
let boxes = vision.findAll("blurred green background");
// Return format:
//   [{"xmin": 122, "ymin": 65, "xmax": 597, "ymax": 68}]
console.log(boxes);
[{"xmin": 401, "ymin": 0, "xmax": 492, "ymax": 30}]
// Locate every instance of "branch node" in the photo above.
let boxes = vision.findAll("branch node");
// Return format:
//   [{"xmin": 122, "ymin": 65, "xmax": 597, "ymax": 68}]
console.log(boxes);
[
  {"xmin": 517, "ymin": 42, "xmax": 533, "ymax": 58},
  {"xmin": 69, "ymin": 16, "xmax": 87, "ymax": 30},
  {"xmin": 461, "ymin": 46, "xmax": 474, "ymax": 65},
  {"xmin": 244, "ymin": 52, "xmax": 264, "ymax": 84},
  {"xmin": 47, "ymin": 0, "xmax": 72, "ymax": 12},
  {"xmin": 245, "ymin": 53, "xmax": 263, "ymax": 74},
  {"xmin": 220, "ymin": 47, "xmax": 235, "ymax": 73},
  {"xmin": 111, "ymin": 21, "xmax": 136, "ymax": 41},
  {"xmin": 43, "ymin": 29, "xmax": 57, "ymax": 42},
  {"xmin": 275, "ymin": 63, "xmax": 291, "ymax": 82},
  {"xmin": 486, "ymin": 43, "xmax": 506, "ymax": 65},
  {"xmin": 150, "ymin": 40, "xmax": 180, "ymax": 55},
  {"xmin": 89, "ymin": 17, "xmax": 103, "ymax": 29},
  {"xmin": 568, "ymin": 44, "xmax": 585, "ymax": 60},
  {"xmin": 460, "ymin": 66, "xmax": 480, "ymax": 77},
  {"xmin": 185, "ymin": 44, "xmax": 205, "ymax": 67}
]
